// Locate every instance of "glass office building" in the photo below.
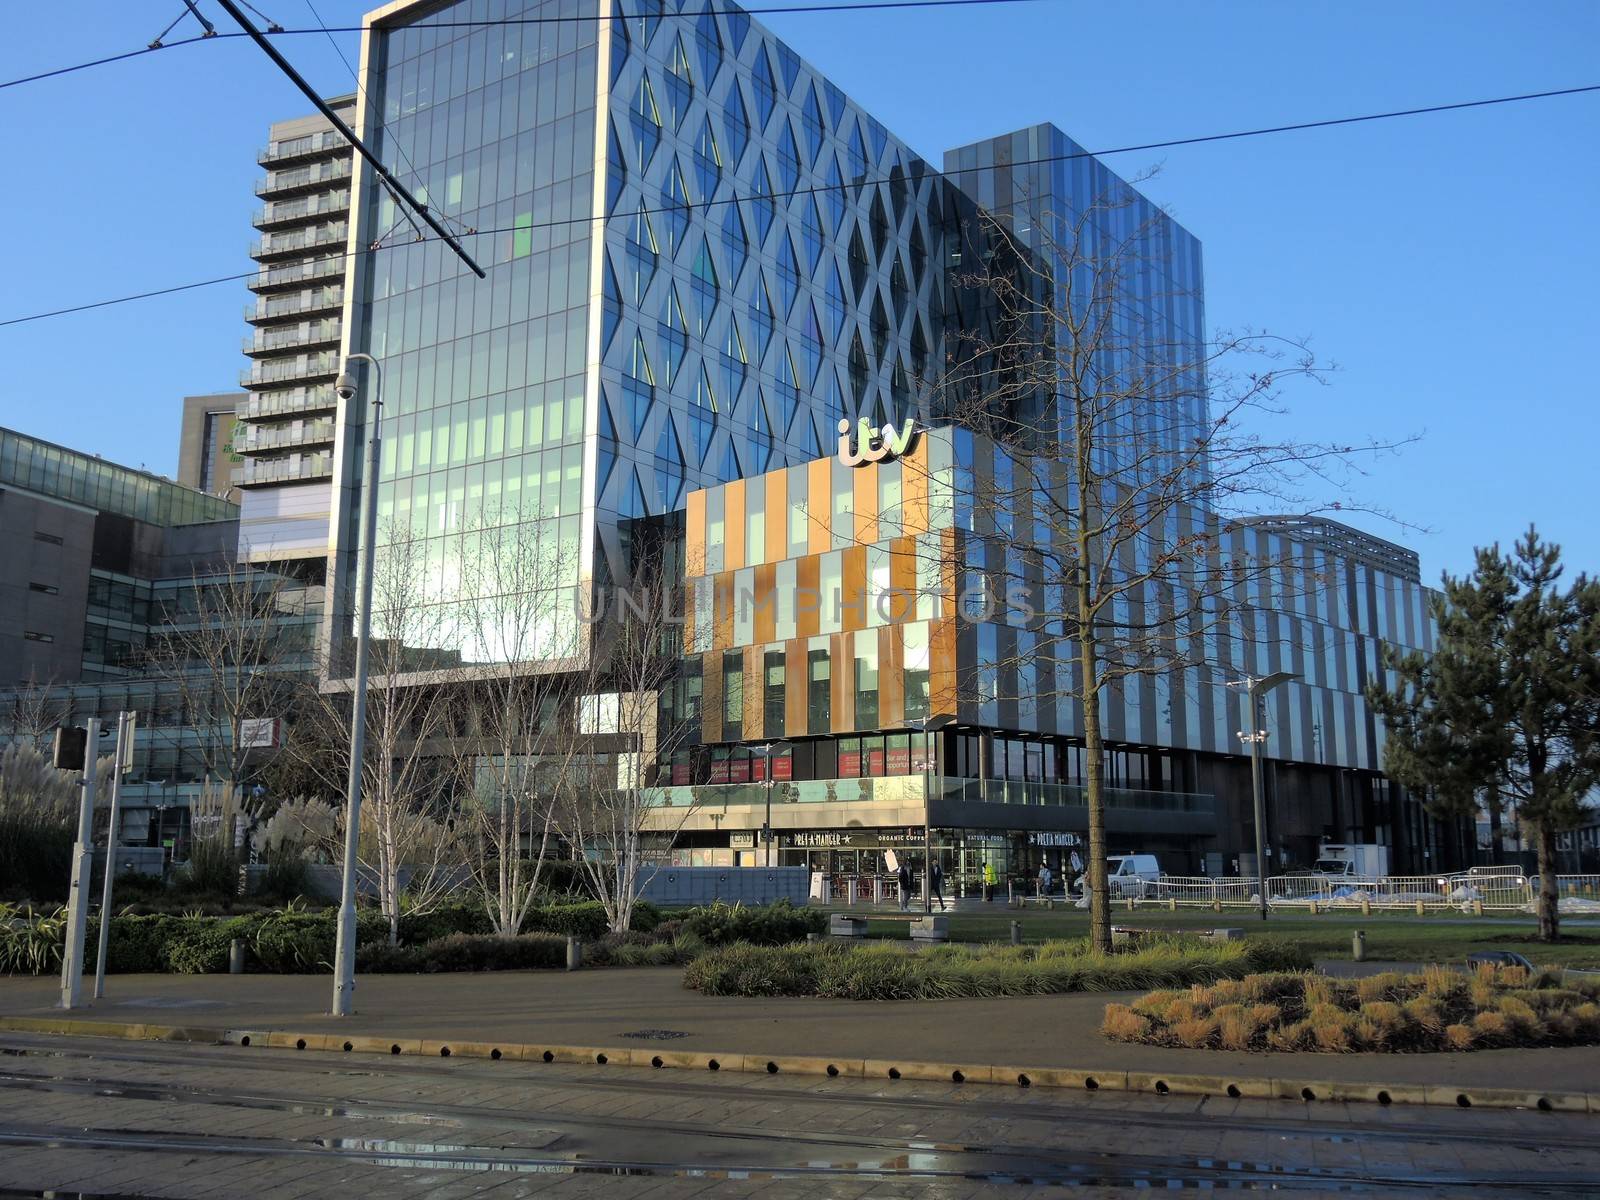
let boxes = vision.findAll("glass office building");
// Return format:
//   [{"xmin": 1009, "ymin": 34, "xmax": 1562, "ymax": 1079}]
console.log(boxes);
[
  {"xmin": 332, "ymin": 0, "xmax": 1465, "ymax": 874},
  {"xmin": 337, "ymin": 0, "xmax": 951, "ymax": 666}
]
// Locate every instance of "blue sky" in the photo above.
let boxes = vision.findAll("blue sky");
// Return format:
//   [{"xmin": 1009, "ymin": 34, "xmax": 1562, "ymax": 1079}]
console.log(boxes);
[{"xmin": 1, "ymin": 1, "xmax": 1595, "ymax": 583}]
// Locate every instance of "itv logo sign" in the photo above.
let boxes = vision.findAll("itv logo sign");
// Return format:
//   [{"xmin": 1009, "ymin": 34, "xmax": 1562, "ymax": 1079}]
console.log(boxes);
[{"xmin": 836, "ymin": 416, "xmax": 917, "ymax": 467}]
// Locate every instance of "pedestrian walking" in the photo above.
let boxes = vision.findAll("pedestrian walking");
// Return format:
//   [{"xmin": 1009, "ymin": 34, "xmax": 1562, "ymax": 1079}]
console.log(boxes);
[
  {"xmin": 930, "ymin": 858, "xmax": 947, "ymax": 912},
  {"xmin": 896, "ymin": 860, "xmax": 911, "ymax": 911},
  {"xmin": 1037, "ymin": 862, "xmax": 1053, "ymax": 898}
]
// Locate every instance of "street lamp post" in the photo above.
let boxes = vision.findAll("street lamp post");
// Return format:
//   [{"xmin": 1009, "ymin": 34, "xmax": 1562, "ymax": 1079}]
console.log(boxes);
[
  {"xmin": 754, "ymin": 742, "xmax": 776, "ymax": 867},
  {"xmin": 1228, "ymin": 671, "xmax": 1297, "ymax": 922},
  {"xmin": 909, "ymin": 715, "xmax": 955, "ymax": 915},
  {"xmin": 331, "ymin": 353, "xmax": 383, "ymax": 1017}
]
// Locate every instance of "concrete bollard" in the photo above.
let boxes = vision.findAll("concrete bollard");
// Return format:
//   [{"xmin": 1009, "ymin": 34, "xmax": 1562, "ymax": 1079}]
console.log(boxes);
[
  {"xmin": 1168, "ymin": 899, "xmax": 1177, "ymax": 913},
  {"xmin": 1212, "ymin": 899, "xmax": 1222, "ymax": 913},
  {"xmin": 1308, "ymin": 900, "xmax": 1320, "ymax": 915},
  {"xmin": 229, "ymin": 939, "xmax": 245, "ymax": 975},
  {"xmin": 1471, "ymin": 900, "xmax": 1484, "ymax": 917},
  {"xmin": 566, "ymin": 936, "xmax": 582, "ymax": 971},
  {"xmin": 1010, "ymin": 921, "xmax": 1022, "ymax": 945},
  {"xmin": 1361, "ymin": 899, "xmax": 1372, "ymax": 916},
  {"xmin": 1414, "ymin": 900, "xmax": 1426, "ymax": 917},
  {"xmin": 1352, "ymin": 929, "xmax": 1366, "ymax": 962}
]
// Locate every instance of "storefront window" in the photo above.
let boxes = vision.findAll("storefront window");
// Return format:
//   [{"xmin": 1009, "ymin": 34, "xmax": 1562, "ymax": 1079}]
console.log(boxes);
[
  {"xmin": 838, "ymin": 735, "xmax": 861, "ymax": 778},
  {"xmin": 886, "ymin": 732, "xmax": 910, "ymax": 775}
]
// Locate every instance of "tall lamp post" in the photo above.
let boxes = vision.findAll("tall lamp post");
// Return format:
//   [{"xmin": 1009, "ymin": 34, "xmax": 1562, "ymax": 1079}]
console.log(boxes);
[
  {"xmin": 1227, "ymin": 671, "xmax": 1297, "ymax": 922},
  {"xmin": 753, "ymin": 742, "xmax": 778, "ymax": 867},
  {"xmin": 331, "ymin": 353, "xmax": 382, "ymax": 1017},
  {"xmin": 908, "ymin": 715, "xmax": 956, "ymax": 914}
]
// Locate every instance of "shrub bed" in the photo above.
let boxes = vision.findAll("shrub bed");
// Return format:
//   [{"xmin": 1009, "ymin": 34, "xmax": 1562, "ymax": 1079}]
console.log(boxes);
[
  {"xmin": 1, "ymin": 899, "xmax": 666, "ymax": 976},
  {"xmin": 1101, "ymin": 965, "xmax": 1600, "ymax": 1052},
  {"xmin": 673, "ymin": 899, "xmax": 826, "ymax": 946},
  {"xmin": 355, "ymin": 929, "xmax": 703, "ymax": 973},
  {"xmin": 681, "ymin": 937, "xmax": 1309, "ymax": 1000}
]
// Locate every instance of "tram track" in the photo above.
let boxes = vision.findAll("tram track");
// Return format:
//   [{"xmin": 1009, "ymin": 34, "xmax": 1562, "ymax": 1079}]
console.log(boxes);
[{"xmin": 0, "ymin": 1032, "xmax": 1582, "ymax": 1159}]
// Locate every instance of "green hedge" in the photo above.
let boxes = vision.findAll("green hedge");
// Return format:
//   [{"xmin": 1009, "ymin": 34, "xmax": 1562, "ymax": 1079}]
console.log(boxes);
[
  {"xmin": 668, "ymin": 899, "xmax": 826, "ymax": 946},
  {"xmin": 13, "ymin": 900, "xmax": 662, "ymax": 977},
  {"xmin": 358, "ymin": 932, "xmax": 570, "ymax": 973},
  {"xmin": 682, "ymin": 937, "xmax": 1313, "ymax": 1000}
]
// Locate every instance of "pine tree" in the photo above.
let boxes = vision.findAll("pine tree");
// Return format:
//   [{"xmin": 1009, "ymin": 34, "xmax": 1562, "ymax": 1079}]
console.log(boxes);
[{"xmin": 1368, "ymin": 528, "xmax": 1600, "ymax": 941}]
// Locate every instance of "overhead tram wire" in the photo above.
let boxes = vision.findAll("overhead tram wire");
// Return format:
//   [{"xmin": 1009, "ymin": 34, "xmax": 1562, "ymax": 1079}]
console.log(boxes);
[
  {"xmin": 4, "ymin": 81, "xmax": 1597, "ymax": 330},
  {"xmin": 213, "ymin": 0, "xmax": 486, "ymax": 277},
  {"xmin": 0, "ymin": 0, "xmax": 1055, "ymax": 92}
]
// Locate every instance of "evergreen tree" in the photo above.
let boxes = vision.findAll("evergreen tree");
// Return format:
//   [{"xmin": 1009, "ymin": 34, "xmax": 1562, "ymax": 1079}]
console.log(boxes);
[{"xmin": 1368, "ymin": 528, "xmax": 1600, "ymax": 941}]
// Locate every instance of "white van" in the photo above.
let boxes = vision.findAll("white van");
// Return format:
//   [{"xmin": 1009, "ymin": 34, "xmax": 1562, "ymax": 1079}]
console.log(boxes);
[{"xmin": 1106, "ymin": 854, "xmax": 1161, "ymax": 898}]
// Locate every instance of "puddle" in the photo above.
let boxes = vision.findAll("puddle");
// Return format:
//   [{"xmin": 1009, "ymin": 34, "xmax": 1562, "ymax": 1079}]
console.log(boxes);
[{"xmin": 0, "ymin": 1126, "xmax": 1437, "ymax": 1191}]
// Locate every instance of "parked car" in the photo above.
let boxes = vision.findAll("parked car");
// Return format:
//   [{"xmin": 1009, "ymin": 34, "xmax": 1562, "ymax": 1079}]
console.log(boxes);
[
  {"xmin": 1465, "ymin": 950, "xmax": 1534, "ymax": 970},
  {"xmin": 1310, "ymin": 843, "xmax": 1389, "ymax": 879},
  {"xmin": 1105, "ymin": 854, "xmax": 1162, "ymax": 898}
]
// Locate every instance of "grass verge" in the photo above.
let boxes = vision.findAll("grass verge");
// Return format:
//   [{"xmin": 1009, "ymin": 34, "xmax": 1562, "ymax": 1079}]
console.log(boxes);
[
  {"xmin": 827, "ymin": 907, "xmax": 1600, "ymax": 968},
  {"xmin": 681, "ymin": 937, "xmax": 1310, "ymax": 1000},
  {"xmin": 1103, "ymin": 965, "xmax": 1600, "ymax": 1052}
]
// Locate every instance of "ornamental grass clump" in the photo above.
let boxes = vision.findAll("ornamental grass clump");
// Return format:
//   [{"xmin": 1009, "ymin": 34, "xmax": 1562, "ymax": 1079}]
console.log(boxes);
[{"xmin": 1102, "ymin": 964, "xmax": 1600, "ymax": 1053}]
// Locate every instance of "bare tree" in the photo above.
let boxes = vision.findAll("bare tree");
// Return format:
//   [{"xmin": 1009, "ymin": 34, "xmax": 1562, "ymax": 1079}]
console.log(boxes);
[
  {"xmin": 142, "ymin": 563, "xmax": 308, "ymax": 798},
  {"xmin": 450, "ymin": 514, "xmax": 583, "ymax": 935},
  {"xmin": 305, "ymin": 524, "xmax": 466, "ymax": 944},
  {"xmin": 0, "ymin": 674, "xmax": 71, "ymax": 750},
  {"xmin": 920, "ymin": 183, "xmax": 1409, "ymax": 951},
  {"xmin": 554, "ymin": 540, "xmax": 698, "ymax": 934}
]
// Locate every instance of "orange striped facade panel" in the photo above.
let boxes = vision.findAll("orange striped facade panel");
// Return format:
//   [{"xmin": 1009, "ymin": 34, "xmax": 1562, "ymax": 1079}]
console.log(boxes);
[
  {"xmin": 829, "ymin": 632, "xmax": 853, "ymax": 733},
  {"xmin": 685, "ymin": 489, "xmax": 705, "ymax": 577},
  {"xmin": 795, "ymin": 556, "xmax": 821, "ymax": 639},
  {"xmin": 879, "ymin": 624, "xmax": 904, "ymax": 728},
  {"xmin": 752, "ymin": 562, "xmax": 777, "ymax": 643},
  {"xmin": 764, "ymin": 471, "xmax": 786, "ymax": 566},
  {"xmin": 806, "ymin": 458, "xmax": 831, "ymax": 554},
  {"xmin": 700, "ymin": 649, "xmax": 723, "ymax": 744},
  {"xmin": 929, "ymin": 616, "xmax": 958, "ymax": 718},
  {"xmin": 840, "ymin": 546, "xmax": 867, "ymax": 633}
]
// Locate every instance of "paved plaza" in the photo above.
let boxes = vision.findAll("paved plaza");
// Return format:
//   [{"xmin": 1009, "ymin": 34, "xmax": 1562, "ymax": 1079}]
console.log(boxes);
[{"xmin": 4, "ymin": 967, "xmax": 1599, "ymax": 1099}]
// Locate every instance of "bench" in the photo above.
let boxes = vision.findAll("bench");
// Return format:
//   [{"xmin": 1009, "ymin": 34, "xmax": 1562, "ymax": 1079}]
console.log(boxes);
[
  {"xmin": 828, "ymin": 913, "xmax": 950, "ymax": 942},
  {"xmin": 1112, "ymin": 925, "xmax": 1244, "ymax": 946}
]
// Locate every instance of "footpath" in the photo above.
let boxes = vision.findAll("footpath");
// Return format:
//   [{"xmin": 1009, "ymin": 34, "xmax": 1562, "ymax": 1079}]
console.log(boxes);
[{"xmin": 3, "ymin": 967, "xmax": 1597, "ymax": 1113}]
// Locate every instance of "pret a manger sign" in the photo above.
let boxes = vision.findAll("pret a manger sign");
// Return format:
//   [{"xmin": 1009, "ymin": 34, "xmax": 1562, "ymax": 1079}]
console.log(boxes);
[{"xmin": 837, "ymin": 416, "xmax": 918, "ymax": 467}]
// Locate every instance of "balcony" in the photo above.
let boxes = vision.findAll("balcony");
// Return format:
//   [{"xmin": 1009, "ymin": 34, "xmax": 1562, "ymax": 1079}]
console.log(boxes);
[
  {"xmin": 239, "ymin": 452, "xmax": 333, "ymax": 487},
  {"xmin": 251, "ymin": 223, "xmax": 348, "ymax": 262},
  {"xmin": 236, "ymin": 420, "xmax": 336, "ymax": 453},
  {"xmin": 236, "ymin": 386, "xmax": 339, "ymax": 420},
  {"xmin": 253, "ymin": 191, "xmax": 350, "ymax": 231},
  {"xmin": 240, "ymin": 353, "xmax": 340, "ymax": 389},
  {"xmin": 242, "ymin": 321, "xmax": 341, "ymax": 357},
  {"xmin": 244, "ymin": 288, "xmax": 343, "ymax": 325},
  {"xmin": 257, "ymin": 130, "xmax": 348, "ymax": 167},
  {"xmin": 247, "ymin": 256, "xmax": 344, "ymax": 293},
  {"xmin": 255, "ymin": 158, "xmax": 352, "ymax": 199}
]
